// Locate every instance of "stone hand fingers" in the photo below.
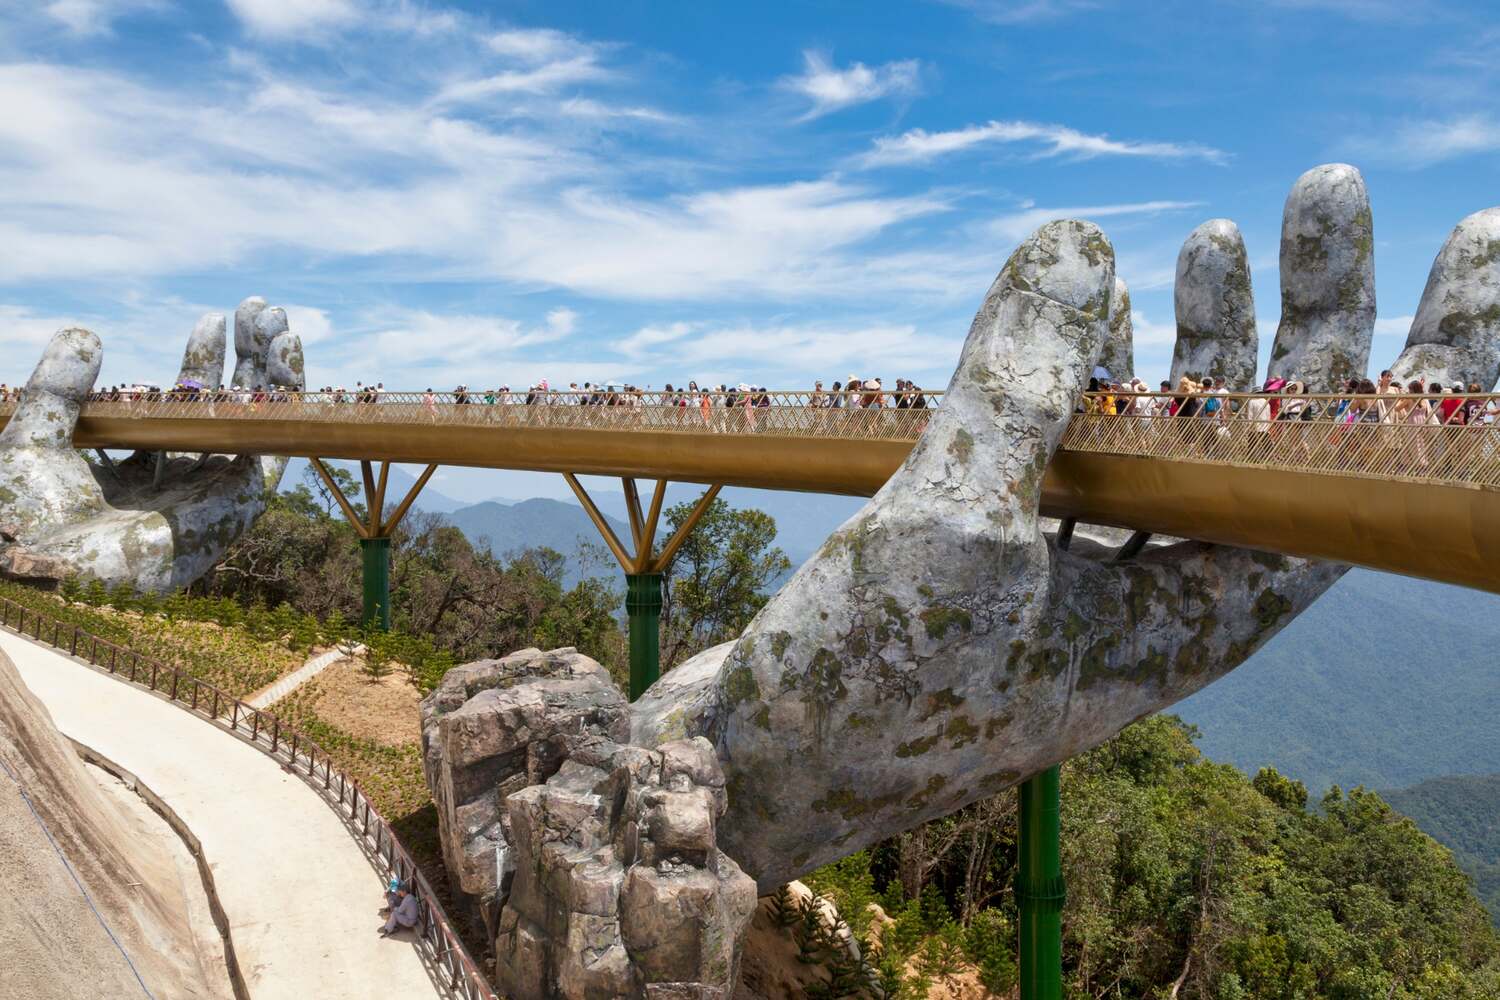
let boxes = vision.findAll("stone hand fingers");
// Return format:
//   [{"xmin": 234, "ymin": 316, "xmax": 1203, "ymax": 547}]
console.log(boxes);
[
  {"xmin": 1267, "ymin": 164, "xmax": 1376, "ymax": 390},
  {"xmin": 1389, "ymin": 208, "xmax": 1500, "ymax": 390},
  {"xmin": 899, "ymin": 218, "xmax": 1116, "ymax": 536},
  {"xmin": 0, "ymin": 328, "xmax": 101, "ymax": 452}
]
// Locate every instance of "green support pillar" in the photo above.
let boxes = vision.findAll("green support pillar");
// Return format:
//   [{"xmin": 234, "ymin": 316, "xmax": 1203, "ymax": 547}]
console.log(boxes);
[
  {"xmin": 1017, "ymin": 765, "xmax": 1065, "ymax": 1000},
  {"xmin": 360, "ymin": 536, "xmax": 391, "ymax": 631},
  {"xmin": 624, "ymin": 572, "xmax": 663, "ymax": 702}
]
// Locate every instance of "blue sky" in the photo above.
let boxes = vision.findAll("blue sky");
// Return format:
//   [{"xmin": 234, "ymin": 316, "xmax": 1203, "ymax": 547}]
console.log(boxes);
[{"xmin": 1, "ymin": 0, "xmax": 1496, "ymax": 500}]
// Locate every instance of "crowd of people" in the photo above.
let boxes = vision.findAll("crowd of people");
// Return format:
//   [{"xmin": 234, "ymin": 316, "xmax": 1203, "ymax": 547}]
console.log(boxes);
[
  {"xmin": 0, "ymin": 371, "xmax": 1494, "ymax": 429},
  {"xmin": 1082, "ymin": 370, "xmax": 1500, "ymax": 427},
  {"xmin": 0, "ymin": 375, "xmax": 936, "ymax": 410}
]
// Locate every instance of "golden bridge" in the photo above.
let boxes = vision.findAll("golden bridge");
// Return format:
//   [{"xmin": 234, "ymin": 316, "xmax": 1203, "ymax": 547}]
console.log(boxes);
[{"xmin": 2, "ymin": 390, "xmax": 1498, "ymax": 594}]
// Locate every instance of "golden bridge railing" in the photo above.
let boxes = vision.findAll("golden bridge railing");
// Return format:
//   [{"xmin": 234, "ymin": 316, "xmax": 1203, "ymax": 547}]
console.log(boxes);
[
  {"xmin": 0, "ymin": 390, "xmax": 941, "ymax": 442},
  {"xmin": 2, "ymin": 388, "xmax": 1499, "ymax": 490},
  {"xmin": 1064, "ymin": 392, "xmax": 1500, "ymax": 489}
]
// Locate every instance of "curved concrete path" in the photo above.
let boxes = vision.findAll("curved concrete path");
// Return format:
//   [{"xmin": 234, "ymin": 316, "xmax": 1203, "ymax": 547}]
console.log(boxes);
[{"xmin": 0, "ymin": 628, "xmax": 443, "ymax": 1000}]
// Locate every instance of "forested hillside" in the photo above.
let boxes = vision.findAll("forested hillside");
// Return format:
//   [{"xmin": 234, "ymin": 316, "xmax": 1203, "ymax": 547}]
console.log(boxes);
[
  {"xmin": 806, "ymin": 715, "xmax": 1500, "ymax": 999},
  {"xmin": 1176, "ymin": 568, "xmax": 1500, "ymax": 793},
  {"xmin": 1386, "ymin": 774, "xmax": 1500, "ymax": 927}
]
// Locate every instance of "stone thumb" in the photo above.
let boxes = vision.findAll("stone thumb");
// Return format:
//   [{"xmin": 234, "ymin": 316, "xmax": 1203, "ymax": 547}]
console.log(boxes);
[{"xmin": 0, "ymin": 327, "xmax": 101, "ymax": 451}]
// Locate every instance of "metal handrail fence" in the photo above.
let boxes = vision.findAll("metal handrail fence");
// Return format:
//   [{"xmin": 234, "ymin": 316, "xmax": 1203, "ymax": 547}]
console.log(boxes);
[
  {"xmin": 1064, "ymin": 391, "xmax": 1500, "ymax": 489},
  {"xmin": 4, "ymin": 388, "xmax": 1499, "ymax": 487},
  {"xmin": 0, "ymin": 595, "xmax": 497, "ymax": 1000},
  {"xmin": 3, "ymin": 390, "xmax": 942, "ymax": 442}
]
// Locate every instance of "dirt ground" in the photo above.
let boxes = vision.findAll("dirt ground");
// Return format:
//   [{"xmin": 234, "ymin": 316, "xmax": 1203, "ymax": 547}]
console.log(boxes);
[{"xmin": 308, "ymin": 658, "xmax": 422, "ymax": 746}]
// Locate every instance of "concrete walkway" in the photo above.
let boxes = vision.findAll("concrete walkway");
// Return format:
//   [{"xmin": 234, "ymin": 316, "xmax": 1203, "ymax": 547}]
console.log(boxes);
[
  {"xmin": 0, "ymin": 629, "xmax": 443, "ymax": 1000},
  {"xmin": 248, "ymin": 647, "xmax": 353, "ymax": 709}
]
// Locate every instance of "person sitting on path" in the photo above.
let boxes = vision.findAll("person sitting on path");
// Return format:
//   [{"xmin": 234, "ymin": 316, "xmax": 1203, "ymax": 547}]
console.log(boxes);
[{"xmin": 381, "ymin": 879, "xmax": 420, "ymax": 937}]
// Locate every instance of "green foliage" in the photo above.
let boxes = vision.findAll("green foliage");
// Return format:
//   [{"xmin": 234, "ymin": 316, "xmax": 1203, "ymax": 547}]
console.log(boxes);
[
  {"xmin": 361, "ymin": 624, "xmax": 394, "ymax": 682},
  {"xmin": 963, "ymin": 909, "xmax": 1016, "ymax": 994},
  {"xmin": 804, "ymin": 850, "xmax": 878, "ymax": 942},
  {"xmin": 1386, "ymin": 773, "xmax": 1500, "ymax": 928},
  {"xmin": 793, "ymin": 714, "xmax": 1500, "ymax": 1000},
  {"xmin": 658, "ymin": 494, "xmax": 791, "ymax": 669}
]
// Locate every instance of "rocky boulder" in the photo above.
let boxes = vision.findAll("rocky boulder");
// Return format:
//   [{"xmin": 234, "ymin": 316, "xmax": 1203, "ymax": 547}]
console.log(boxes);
[
  {"xmin": 495, "ymin": 735, "xmax": 757, "ymax": 1000},
  {"xmin": 420, "ymin": 646, "xmax": 629, "ymax": 936}
]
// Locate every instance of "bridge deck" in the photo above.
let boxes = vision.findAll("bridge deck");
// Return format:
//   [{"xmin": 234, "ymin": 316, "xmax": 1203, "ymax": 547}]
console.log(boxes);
[{"xmin": 2, "ymin": 392, "xmax": 1497, "ymax": 592}]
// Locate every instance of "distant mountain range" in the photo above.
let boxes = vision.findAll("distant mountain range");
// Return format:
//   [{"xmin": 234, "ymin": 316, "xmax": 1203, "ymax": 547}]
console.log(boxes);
[{"xmin": 1175, "ymin": 568, "xmax": 1500, "ymax": 794}]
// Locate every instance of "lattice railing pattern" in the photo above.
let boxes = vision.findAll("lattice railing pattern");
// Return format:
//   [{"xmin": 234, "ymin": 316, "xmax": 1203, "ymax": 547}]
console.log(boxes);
[
  {"xmin": 2, "ymin": 389, "xmax": 1498, "ymax": 489},
  {"xmin": 1061, "ymin": 392, "xmax": 1500, "ymax": 488}
]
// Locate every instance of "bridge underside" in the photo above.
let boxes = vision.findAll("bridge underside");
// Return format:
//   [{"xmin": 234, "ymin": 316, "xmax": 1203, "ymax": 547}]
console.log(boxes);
[{"xmin": 26, "ymin": 414, "xmax": 1500, "ymax": 595}]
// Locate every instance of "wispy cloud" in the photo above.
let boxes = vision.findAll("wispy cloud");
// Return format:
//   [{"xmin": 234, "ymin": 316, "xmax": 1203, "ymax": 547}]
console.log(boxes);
[
  {"xmin": 988, "ymin": 201, "xmax": 1202, "ymax": 242},
  {"xmin": 934, "ymin": 0, "xmax": 1106, "ymax": 24},
  {"xmin": 861, "ymin": 120, "xmax": 1229, "ymax": 167},
  {"xmin": 615, "ymin": 319, "xmax": 961, "ymax": 384},
  {"xmin": 1353, "ymin": 115, "xmax": 1500, "ymax": 167},
  {"xmin": 225, "ymin": 0, "xmax": 358, "ymax": 37},
  {"xmin": 42, "ymin": 0, "xmax": 161, "ymax": 35},
  {"xmin": 781, "ymin": 51, "xmax": 920, "ymax": 121}
]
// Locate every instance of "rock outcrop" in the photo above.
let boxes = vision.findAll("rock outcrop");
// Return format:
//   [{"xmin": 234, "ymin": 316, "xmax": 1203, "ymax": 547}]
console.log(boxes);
[
  {"xmin": 420, "ymin": 647, "xmax": 630, "ymax": 937},
  {"xmin": 496, "ymin": 736, "xmax": 757, "ymax": 999},
  {"xmin": 422, "ymin": 647, "xmax": 758, "ymax": 999}
]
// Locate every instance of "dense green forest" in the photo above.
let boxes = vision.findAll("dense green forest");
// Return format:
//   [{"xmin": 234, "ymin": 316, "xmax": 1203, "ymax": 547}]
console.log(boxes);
[
  {"xmin": 1386, "ymin": 774, "xmax": 1500, "ymax": 931},
  {"xmin": 799, "ymin": 715, "xmax": 1500, "ymax": 999}
]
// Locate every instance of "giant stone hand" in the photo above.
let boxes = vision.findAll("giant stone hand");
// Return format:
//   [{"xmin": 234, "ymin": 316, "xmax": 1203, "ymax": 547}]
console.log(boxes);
[
  {"xmin": 0, "ymin": 298, "xmax": 304, "ymax": 592},
  {"xmin": 633, "ymin": 164, "xmax": 1500, "ymax": 892}
]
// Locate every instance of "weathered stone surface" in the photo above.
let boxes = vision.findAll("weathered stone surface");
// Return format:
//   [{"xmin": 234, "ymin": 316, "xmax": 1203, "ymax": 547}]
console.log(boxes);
[
  {"xmin": 1171, "ymin": 218, "xmax": 1257, "ymax": 388},
  {"xmin": 628, "ymin": 176, "xmax": 1498, "ymax": 892},
  {"xmin": 1268, "ymin": 163, "xmax": 1376, "ymax": 390},
  {"xmin": 493, "ymin": 734, "xmax": 757, "ymax": 1000},
  {"xmin": 1390, "ymin": 207, "xmax": 1500, "ymax": 390},
  {"xmin": 0, "ymin": 300, "xmax": 303, "ymax": 591},
  {"xmin": 1101, "ymin": 275, "xmax": 1134, "ymax": 380},
  {"xmin": 419, "ymin": 646, "xmax": 629, "ymax": 938},
  {"xmin": 178, "ymin": 312, "xmax": 226, "ymax": 387},
  {"xmin": 231, "ymin": 296, "xmax": 269, "ymax": 389}
]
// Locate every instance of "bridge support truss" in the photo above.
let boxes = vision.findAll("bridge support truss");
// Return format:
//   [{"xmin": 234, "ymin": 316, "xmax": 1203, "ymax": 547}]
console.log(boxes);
[
  {"xmin": 564, "ymin": 474, "xmax": 722, "ymax": 701},
  {"xmin": 310, "ymin": 458, "xmax": 438, "ymax": 630}
]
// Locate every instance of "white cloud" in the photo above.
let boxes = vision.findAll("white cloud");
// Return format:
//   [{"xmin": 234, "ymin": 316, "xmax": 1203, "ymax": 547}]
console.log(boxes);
[
  {"xmin": 43, "ymin": 0, "xmax": 159, "ymax": 34},
  {"xmin": 1374, "ymin": 314, "xmax": 1414, "ymax": 337},
  {"xmin": 284, "ymin": 305, "xmax": 334, "ymax": 345},
  {"xmin": 616, "ymin": 320, "xmax": 961, "ymax": 385},
  {"xmin": 1129, "ymin": 309, "xmax": 1176, "ymax": 346},
  {"xmin": 1359, "ymin": 116, "xmax": 1500, "ymax": 167},
  {"xmin": 781, "ymin": 51, "xmax": 920, "ymax": 121},
  {"xmin": 487, "ymin": 27, "xmax": 594, "ymax": 62},
  {"xmin": 616, "ymin": 322, "xmax": 698, "ymax": 357},
  {"xmin": 225, "ymin": 0, "xmax": 358, "ymax": 37},
  {"xmin": 935, "ymin": 0, "xmax": 1105, "ymax": 24},
  {"xmin": 862, "ymin": 120, "xmax": 1228, "ymax": 167},
  {"xmin": 987, "ymin": 200, "xmax": 1201, "ymax": 242}
]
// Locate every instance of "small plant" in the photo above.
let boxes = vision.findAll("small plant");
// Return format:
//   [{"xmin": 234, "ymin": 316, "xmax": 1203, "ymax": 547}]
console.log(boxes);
[
  {"xmin": 361, "ymin": 625, "xmax": 393, "ymax": 682},
  {"xmin": 58, "ymin": 575, "xmax": 82, "ymax": 604}
]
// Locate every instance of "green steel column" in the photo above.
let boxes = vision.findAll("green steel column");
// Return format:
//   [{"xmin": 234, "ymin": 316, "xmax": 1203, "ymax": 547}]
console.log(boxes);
[
  {"xmin": 624, "ymin": 573, "xmax": 663, "ymax": 702},
  {"xmin": 1017, "ymin": 765, "xmax": 1065, "ymax": 1000},
  {"xmin": 360, "ymin": 536, "xmax": 391, "ymax": 631}
]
